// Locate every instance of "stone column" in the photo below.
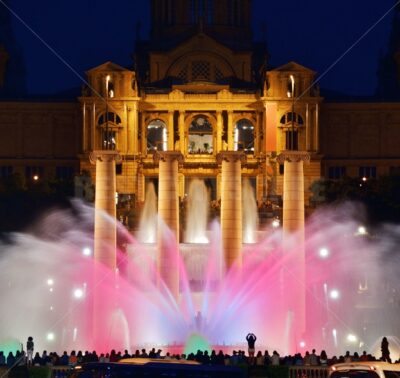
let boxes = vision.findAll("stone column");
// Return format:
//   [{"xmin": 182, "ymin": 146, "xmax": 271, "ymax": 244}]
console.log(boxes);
[
  {"xmin": 265, "ymin": 155, "xmax": 277, "ymax": 197},
  {"xmin": 91, "ymin": 102, "xmax": 96, "ymax": 150},
  {"xmin": 141, "ymin": 112, "xmax": 147, "ymax": 156},
  {"xmin": 90, "ymin": 150, "xmax": 122, "ymax": 270},
  {"xmin": 217, "ymin": 151, "xmax": 246, "ymax": 271},
  {"xmin": 82, "ymin": 102, "xmax": 87, "ymax": 152},
  {"xmin": 277, "ymin": 150, "xmax": 310, "ymax": 349},
  {"xmin": 277, "ymin": 151, "xmax": 309, "ymax": 235},
  {"xmin": 216, "ymin": 111, "xmax": 223, "ymax": 152},
  {"xmin": 90, "ymin": 150, "xmax": 122, "ymax": 350},
  {"xmin": 305, "ymin": 103, "xmax": 310, "ymax": 151},
  {"xmin": 227, "ymin": 111, "xmax": 234, "ymax": 150},
  {"xmin": 178, "ymin": 111, "xmax": 185, "ymax": 153},
  {"xmin": 136, "ymin": 164, "xmax": 145, "ymax": 203},
  {"xmin": 168, "ymin": 111, "xmax": 174, "ymax": 150},
  {"xmin": 127, "ymin": 102, "xmax": 139, "ymax": 154},
  {"xmin": 154, "ymin": 151, "xmax": 183, "ymax": 299},
  {"xmin": 315, "ymin": 104, "xmax": 320, "ymax": 153}
]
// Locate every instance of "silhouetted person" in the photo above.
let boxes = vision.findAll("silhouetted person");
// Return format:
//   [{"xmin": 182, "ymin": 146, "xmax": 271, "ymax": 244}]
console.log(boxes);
[
  {"xmin": 246, "ymin": 333, "xmax": 257, "ymax": 364},
  {"xmin": 381, "ymin": 336, "xmax": 391, "ymax": 362},
  {"xmin": 7, "ymin": 352, "xmax": 15, "ymax": 367},
  {"xmin": 26, "ymin": 336, "xmax": 34, "ymax": 366}
]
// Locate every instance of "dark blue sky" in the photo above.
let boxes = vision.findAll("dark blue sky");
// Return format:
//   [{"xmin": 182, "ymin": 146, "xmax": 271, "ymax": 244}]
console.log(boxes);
[{"xmin": 6, "ymin": 0, "xmax": 397, "ymax": 96}]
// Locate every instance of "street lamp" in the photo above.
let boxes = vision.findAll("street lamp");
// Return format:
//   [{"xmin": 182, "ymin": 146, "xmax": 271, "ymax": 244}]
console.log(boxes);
[{"xmin": 287, "ymin": 74, "xmax": 295, "ymax": 150}]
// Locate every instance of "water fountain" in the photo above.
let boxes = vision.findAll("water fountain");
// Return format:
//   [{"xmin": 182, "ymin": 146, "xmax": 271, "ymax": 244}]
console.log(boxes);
[
  {"xmin": 1, "ymin": 188, "xmax": 400, "ymax": 358},
  {"xmin": 138, "ymin": 182, "xmax": 157, "ymax": 244},
  {"xmin": 242, "ymin": 178, "xmax": 259, "ymax": 244},
  {"xmin": 184, "ymin": 179, "xmax": 209, "ymax": 244}
]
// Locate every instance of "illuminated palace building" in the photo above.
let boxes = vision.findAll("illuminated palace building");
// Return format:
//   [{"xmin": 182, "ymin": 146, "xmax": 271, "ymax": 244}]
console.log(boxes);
[{"xmin": 1, "ymin": 0, "xmax": 400, "ymax": 225}]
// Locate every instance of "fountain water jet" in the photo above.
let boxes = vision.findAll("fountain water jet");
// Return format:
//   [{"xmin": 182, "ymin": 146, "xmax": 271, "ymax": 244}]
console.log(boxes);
[
  {"xmin": 138, "ymin": 182, "xmax": 157, "ymax": 243},
  {"xmin": 185, "ymin": 179, "xmax": 209, "ymax": 244},
  {"xmin": 242, "ymin": 178, "xmax": 259, "ymax": 243}
]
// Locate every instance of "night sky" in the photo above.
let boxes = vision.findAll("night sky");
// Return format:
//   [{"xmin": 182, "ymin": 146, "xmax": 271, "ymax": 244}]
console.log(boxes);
[{"xmin": 4, "ymin": 0, "xmax": 397, "ymax": 96}]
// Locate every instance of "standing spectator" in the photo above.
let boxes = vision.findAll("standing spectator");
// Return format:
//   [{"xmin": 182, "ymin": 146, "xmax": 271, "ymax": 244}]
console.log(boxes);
[
  {"xmin": 60, "ymin": 351, "xmax": 69, "ymax": 365},
  {"xmin": 310, "ymin": 349, "xmax": 319, "ymax": 365},
  {"xmin": 304, "ymin": 351, "xmax": 311, "ymax": 365},
  {"xmin": 0, "ymin": 351, "xmax": 6, "ymax": 365},
  {"xmin": 359, "ymin": 351, "xmax": 369, "ymax": 362},
  {"xmin": 68, "ymin": 351, "xmax": 78, "ymax": 367},
  {"xmin": 263, "ymin": 350, "xmax": 271, "ymax": 365},
  {"xmin": 6, "ymin": 352, "xmax": 15, "ymax": 367},
  {"xmin": 246, "ymin": 333, "xmax": 257, "ymax": 364},
  {"xmin": 381, "ymin": 337, "xmax": 391, "ymax": 362},
  {"xmin": 271, "ymin": 351, "xmax": 280, "ymax": 365},
  {"xmin": 26, "ymin": 337, "xmax": 34, "ymax": 366},
  {"xmin": 256, "ymin": 351, "xmax": 264, "ymax": 366},
  {"xmin": 319, "ymin": 350, "xmax": 328, "ymax": 366},
  {"xmin": 41, "ymin": 351, "xmax": 50, "ymax": 366},
  {"xmin": 109, "ymin": 350, "xmax": 118, "ymax": 362},
  {"xmin": 32, "ymin": 352, "xmax": 41, "ymax": 366},
  {"xmin": 293, "ymin": 353, "xmax": 304, "ymax": 365}
]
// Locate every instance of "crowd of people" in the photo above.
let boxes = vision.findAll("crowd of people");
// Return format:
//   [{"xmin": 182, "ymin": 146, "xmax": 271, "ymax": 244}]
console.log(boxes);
[{"xmin": 0, "ymin": 336, "xmax": 394, "ymax": 369}]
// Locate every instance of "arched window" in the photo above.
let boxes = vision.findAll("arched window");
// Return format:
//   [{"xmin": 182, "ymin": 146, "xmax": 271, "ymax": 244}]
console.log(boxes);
[
  {"xmin": 280, "ymin": 112, "xmax": 303, "ymax": 125},
  {"xmin": 147, "ymin": 119, "xmax": 167, "ymax": 153},
  {"xmin": 234, "ymin": 119, "xmax": 254, "ymax": 154},
  {"xmin": 98, "ymin": 112, "xmax": 122, "ymax": 150},
  {"xmin": 280, "ymin": 112, "xmax": 303, "ymax": 150},
  {"xmin": 188, "ymin": 116, "xmax": 213, "ymax": 154}
]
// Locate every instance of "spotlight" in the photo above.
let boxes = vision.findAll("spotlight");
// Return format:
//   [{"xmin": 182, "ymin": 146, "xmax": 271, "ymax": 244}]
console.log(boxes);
[
  {"xmin": 357, "ymin": 226, "xmax": 367, "ymax": 235},
  {"xmin": 46, "ymin": 332, "xmax": 55, "ymax": 341},
  {"xmin": 73, "ymin": 288, "xmax": 84, "ymax": 299},
  {"xmin": 82, "ymin": 247, "xmax": 92, "ymax": 256},
  {"xmin": 272, "ymin": 219, "xmax": 280, "ymax": 228},
  {"xmin": 47, "ymin": 278, "xmax": 54, "ymax": 286},
  {"xmin": 33, "ymin": 175, "xmax": 39, "ymax": 181},
  {"xmin": 347, "ymin": 334, "xmax": 357, "ymax": 343},
  {"xmin": 329, "ymin": 289, "xmax": 339, "ymax": 299},
  {"xmin": 319, "ymin": 247, "xmax": 329, "ymax": 258},
  {"xmin": 299, "ymin": 341, "xmax": 306, "ymax": 348}
]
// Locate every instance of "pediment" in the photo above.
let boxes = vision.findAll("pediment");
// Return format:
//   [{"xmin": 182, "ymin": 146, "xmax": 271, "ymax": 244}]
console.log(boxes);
[
  {"xmin": 149, "ymin": 32, "xmax": 252, "ymax": 82},
  {"xmin": 271, "ymin": 61, "xmax": 315, "ymax": 74},
  {"xmin": 86, "ymin": 61, "xmax": 132, "ymax": 74},
  {"xmin": 164, "ymin": 32, "xmax": 239, "ymax": 59}
]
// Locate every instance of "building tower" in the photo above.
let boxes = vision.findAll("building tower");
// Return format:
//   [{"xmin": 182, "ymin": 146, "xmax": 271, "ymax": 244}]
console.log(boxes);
[
  {"xmin": 376, "ymin": 1, "xmax": 400, "ymax": 100},
  {"xmin": 150, "ymin": 0, "xmax": 252, "ymax": 49}
]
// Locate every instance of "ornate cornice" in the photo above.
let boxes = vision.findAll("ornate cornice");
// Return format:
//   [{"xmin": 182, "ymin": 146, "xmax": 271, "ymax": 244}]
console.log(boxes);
[
  {"xmin": 216, "ymin": 151, "xmax": 247, "ymax": 164},
  {"xmin": 153, "ymin": 151, "xmax": 184, "ymax": 164},
  {"xmin": 89, "ymin": 150, "xmax": 122, "ymax": 164},
  {"xmin": 276, "ymin": 150, "xmax": 310, "ymax": 164}
]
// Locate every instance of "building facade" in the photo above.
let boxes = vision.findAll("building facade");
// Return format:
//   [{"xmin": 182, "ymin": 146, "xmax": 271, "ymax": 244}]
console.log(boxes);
[{"xmin": 0, "ymin": 0, "xmax": 400, "ymax": 228}]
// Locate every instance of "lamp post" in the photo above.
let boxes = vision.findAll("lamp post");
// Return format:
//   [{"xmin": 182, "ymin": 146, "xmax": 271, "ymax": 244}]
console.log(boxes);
[{"xmin": 287, "ymin": 74, "xmax": 295, "ymax": 150}]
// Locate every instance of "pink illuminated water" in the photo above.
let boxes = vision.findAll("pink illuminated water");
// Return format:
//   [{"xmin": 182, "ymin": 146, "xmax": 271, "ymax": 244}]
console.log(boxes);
[{"xmin": 1, "ymin": 200, "xmax": 400, "ymax": 358}]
